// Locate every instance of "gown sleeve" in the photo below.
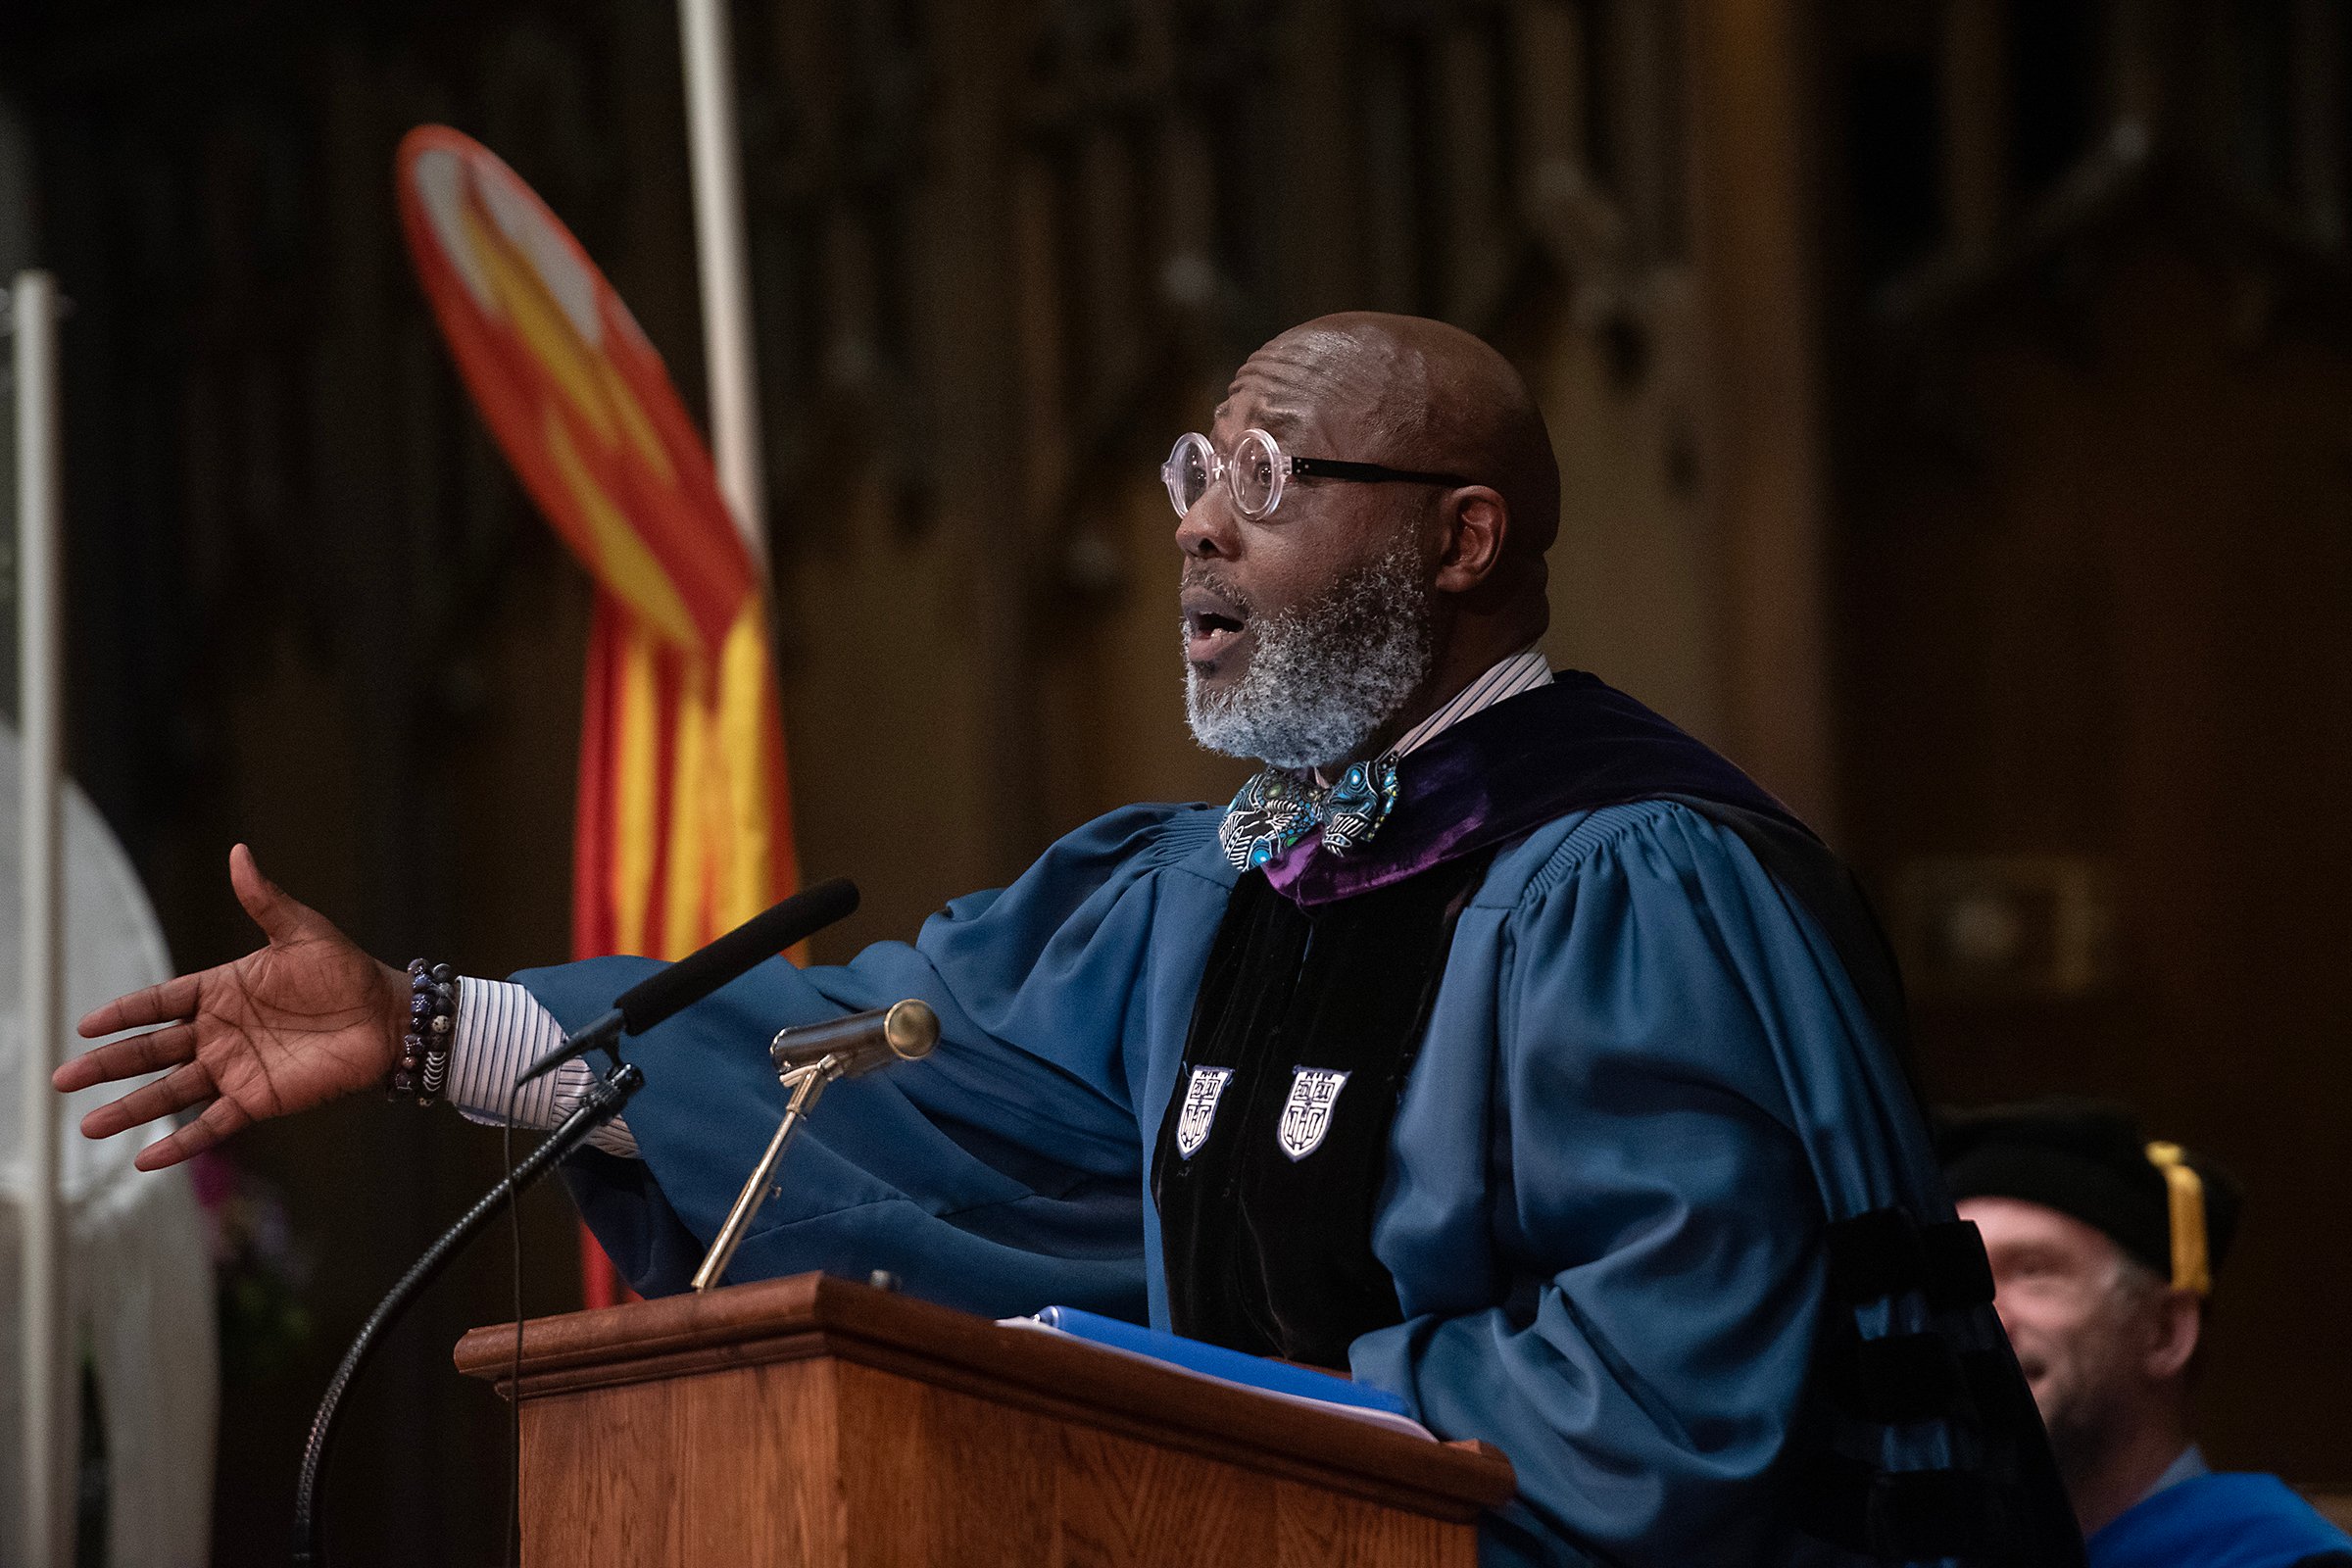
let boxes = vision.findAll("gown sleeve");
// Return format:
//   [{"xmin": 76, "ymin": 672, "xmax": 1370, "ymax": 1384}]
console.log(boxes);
[
  {"xmin": 1349, "ymin": 803, "xmax": 1859, "ymax": 1568},
  {"xmin": 524, "ymin": 802, "xmax": 1217, "ymax": 1316}
]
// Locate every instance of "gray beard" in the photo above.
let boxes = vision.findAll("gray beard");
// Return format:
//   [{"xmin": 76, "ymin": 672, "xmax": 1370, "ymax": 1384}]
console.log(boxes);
[{"xmin": 1183, "ymin": 536, "xmax": 1435, "ymax": 772}]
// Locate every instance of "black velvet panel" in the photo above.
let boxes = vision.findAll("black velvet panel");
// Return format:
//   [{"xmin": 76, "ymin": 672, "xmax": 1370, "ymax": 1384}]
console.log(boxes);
[{"xmin": 1151, "ymin": 853, "xmax": 1491, "ymax": 1369}]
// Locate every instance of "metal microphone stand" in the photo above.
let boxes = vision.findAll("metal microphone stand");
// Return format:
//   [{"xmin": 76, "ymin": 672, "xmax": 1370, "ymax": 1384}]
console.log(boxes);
[
  {"xmin": 690, "ymin": 1054, "xmax": 838, "ymax": 1292},
  {"xmin": 290, "ymin": 1027, "xmax": 642, "ymax": 1568},
  {"xmin": 689, "ymin": 999, "xmax": 939, "ymax": 1292}
]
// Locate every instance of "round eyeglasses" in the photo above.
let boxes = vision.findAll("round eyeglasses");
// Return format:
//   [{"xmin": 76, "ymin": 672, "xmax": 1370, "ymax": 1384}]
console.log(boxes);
[{"xmin": 1159, "ymin": 428, "xmax": 1473, "ymax": 520}]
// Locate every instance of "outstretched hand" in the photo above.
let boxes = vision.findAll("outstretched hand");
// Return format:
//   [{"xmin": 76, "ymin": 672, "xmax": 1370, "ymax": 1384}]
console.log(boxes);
[{"xmin": 53, "ymin": 844, "xmax": 413, "ymax": 1171}]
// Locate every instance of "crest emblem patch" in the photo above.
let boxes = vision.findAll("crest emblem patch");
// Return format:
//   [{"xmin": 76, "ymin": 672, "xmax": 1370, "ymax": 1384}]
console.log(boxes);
[
  {"xmin": 1174, "ymin": 1066, "xmax": 1235, "ymax": 1159},
  {"xmin": 1276, "ymin": 1068, "xmax": 1350, "ymax": 1160}
]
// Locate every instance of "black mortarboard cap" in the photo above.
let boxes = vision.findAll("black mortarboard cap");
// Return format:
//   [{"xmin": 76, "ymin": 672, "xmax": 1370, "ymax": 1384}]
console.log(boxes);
[{"xmin": 1936, "ymin": 1098, "xmax": 2242, "ymax": 1295}]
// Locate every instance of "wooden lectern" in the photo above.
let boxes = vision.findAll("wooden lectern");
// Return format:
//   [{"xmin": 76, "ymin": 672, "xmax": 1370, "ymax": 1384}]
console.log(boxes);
[{"xmin": 455, "ymin": 1272, "xmax": 1515, "ymax": 1566}]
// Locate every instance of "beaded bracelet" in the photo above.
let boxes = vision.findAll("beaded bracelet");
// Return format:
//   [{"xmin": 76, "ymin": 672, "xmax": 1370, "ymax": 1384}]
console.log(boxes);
[{"xmin": 390, "ymin": 959, "xmax": 457, "ymax": 1105}]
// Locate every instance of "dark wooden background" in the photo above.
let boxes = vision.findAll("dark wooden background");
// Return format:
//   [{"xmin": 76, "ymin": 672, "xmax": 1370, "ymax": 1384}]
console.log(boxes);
[{"xmin": 1, "ymin": 1, "xmax": 2344, "ymax": 1561}]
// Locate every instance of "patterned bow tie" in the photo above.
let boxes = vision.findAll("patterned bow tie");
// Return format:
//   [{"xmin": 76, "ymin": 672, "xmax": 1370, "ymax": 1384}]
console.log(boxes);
[{"xmin": 1218, "ymin": 754, "xmax": 1400, "ymax": 870}]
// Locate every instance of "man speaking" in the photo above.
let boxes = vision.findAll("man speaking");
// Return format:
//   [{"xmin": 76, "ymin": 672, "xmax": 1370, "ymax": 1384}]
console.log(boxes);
[{"xmin": 59, "ymin": 314, "xmax": 2081, "ymax": 1565}]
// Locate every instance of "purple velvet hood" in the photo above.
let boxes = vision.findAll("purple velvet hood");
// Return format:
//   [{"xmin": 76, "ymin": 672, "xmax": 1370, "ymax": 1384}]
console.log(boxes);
[{"xmin": 1260, "ymin": 671, "xmax": 1808, "ymax": 906}]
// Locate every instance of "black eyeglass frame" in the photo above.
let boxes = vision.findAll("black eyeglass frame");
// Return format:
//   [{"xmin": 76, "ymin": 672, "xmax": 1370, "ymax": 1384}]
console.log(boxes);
[{"xmin": 1160, "ymin": 428, "xmax": 1474, "ymax": 520}]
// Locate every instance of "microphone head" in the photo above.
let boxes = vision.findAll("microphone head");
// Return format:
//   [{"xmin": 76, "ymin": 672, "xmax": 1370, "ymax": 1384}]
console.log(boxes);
[
  {"xmin": 612, "ymin": 876, "xmax": 860, "ymax": 1038},
  {"xmin": 769, "ymin": 998, "xmax": 940, "ymax": 1076},
  {"xmin": 880, "ymin": 999, "xmax": 940, "ymax": 1061}
]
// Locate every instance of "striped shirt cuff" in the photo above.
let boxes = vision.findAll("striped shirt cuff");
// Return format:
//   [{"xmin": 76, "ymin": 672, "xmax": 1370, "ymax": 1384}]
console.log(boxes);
[{"xmin": 450, "ymin": 977, "xmax": 639, "ymax": 1157}]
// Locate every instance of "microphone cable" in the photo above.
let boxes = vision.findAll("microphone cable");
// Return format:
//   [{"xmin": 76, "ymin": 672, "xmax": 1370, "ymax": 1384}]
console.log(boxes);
[{"xmin": 500, "ymin": 1068, "xmax": 523, "ymax": 1568}]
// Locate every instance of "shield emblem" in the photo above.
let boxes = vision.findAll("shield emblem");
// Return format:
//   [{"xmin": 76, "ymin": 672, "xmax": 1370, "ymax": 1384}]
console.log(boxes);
[
  {"xmin": 1277, "ymin": 1068, "xmax": 1350, "ymax": 1160},
  {"xmin": 1174, "ymin": 1066, "xmax": 1234, "ymax": 1159}
]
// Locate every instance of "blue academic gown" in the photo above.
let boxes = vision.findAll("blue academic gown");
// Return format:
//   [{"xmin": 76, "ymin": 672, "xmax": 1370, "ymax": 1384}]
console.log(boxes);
[
  {"xmin": 2089, "ymin": 1472, "xmax": 2352, "ymax": 1568},
  {"xmin": 527, "ymin": 792, "xmax": 2005, "ymax": 1566}
]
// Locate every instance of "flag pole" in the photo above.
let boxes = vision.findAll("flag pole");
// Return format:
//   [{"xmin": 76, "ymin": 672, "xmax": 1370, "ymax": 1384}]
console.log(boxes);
[
  {"xmin": 678, "ymin": 0, "xmax": 768, "ymax": 564},
  {"xmin": 572, "ymin": 0, "xmax": 772, "ymax": 1311},
  {"xmin": 15, "ymin": 269, "xmax": 72, "ymax": 1568}
]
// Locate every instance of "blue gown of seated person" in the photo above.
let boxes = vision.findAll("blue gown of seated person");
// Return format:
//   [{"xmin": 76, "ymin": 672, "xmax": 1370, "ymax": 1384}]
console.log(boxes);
[
  {"xmin": 2089, "ymin": 1471, "xmax": 2352, "ymax": 1568},
  {"xmin": 526, "ymin": 674, "xmax": 2078, "ymax": 1568}
]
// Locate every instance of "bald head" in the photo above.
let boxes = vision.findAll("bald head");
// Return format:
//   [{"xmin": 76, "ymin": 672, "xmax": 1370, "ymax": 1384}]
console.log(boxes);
[{"xmin": 1241, "ymin": 312, "xmax": 1561, "ymax": 566}]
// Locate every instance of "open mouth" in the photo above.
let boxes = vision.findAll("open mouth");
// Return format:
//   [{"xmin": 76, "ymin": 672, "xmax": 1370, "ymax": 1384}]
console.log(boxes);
[{"xmin": 1181, "ymin": 587, "xmax": 1250, "ymax": 666}]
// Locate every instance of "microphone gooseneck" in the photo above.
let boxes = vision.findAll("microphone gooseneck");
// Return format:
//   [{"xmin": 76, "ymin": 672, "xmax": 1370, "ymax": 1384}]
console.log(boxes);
[
  {"xmin": 298, "ymin": 879, "xmax": 860, "ymax": 1565},
  {"xmin": 291, "ymin": 1061, "xmax": 643, "ymax": 1567}
]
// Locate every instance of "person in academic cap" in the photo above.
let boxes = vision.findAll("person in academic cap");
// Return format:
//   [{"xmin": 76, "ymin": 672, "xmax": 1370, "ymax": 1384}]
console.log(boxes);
[
  {"xmin": 1943, "ymin": 1100, "xmax": 2352, "ymax": 1568},
  {"xmin": 62, "ymin": 313, "xmax": 2083, "ymax": 1566}
]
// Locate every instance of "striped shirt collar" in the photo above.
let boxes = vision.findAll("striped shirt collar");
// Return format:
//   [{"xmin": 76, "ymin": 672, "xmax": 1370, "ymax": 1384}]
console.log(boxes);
[
  {"xmin": 1390, "ymin": 646, "xmax": 1553, "ymax": 759},
  {"xmin": 1304, "ymin": 647, "xmax": 1552, "ymax": 787}
]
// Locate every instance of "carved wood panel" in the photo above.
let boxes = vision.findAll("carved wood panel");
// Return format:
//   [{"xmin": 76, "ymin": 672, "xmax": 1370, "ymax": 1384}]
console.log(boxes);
[{"xmin": 1827, "ymin": 0, "xmax": 2352, "ymax": 1488}]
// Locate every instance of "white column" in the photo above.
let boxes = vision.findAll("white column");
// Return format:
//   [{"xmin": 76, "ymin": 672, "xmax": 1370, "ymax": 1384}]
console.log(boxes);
[
  {"xmin": 678, "ymin": 0, "xmax": 769, "ymax": 563},
  {"xmin": 15, "ymin": 268, "xmax": 72, "ymax": 1568}
]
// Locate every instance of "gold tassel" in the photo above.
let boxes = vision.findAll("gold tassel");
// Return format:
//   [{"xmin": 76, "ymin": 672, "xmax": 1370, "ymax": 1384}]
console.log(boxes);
[{"xmin": 2144, "ymin": 1142, "xmax": 2211, "ymax": 1297}]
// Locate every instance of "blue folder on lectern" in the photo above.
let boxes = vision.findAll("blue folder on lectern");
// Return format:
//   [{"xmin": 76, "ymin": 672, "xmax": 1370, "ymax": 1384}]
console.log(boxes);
[{"xmin": 1010, "ymin": 1304, "xmax": 1428, "ymax": 1437}]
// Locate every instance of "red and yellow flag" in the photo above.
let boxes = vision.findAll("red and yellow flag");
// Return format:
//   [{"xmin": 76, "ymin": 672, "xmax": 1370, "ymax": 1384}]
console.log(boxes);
[{"xmin": 396, "ymin": 125, "xmax": 797, "ymax": 1304}]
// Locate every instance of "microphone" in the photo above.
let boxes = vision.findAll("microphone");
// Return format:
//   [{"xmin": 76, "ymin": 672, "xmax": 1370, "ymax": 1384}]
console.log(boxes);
[
  {"xmin": 299, "ymin": 880, "xmax": 866, "ymax": 1560},
  {"xmin": 516, "ymin": 876, "xmax": 860, "ymax": 1083},
  {"xmin": 770, "ymin": 999, "xmax": 940, "ymax": 1078},
  {"xmin": 688, "ymin": 997, "xmax": 941, "ymax": 1293}
]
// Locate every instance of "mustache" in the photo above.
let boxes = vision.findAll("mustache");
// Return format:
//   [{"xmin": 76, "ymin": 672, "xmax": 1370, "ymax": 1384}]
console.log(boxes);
[{"xmin": 1179, "ymin": 564, "xmax": 1255, "ymax": 617}]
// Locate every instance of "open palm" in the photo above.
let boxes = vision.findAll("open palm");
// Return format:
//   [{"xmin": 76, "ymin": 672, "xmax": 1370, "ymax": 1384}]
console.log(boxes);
[{"xmin": 54, "ymin": 844, "xmax": 411, "ymax": 1171}]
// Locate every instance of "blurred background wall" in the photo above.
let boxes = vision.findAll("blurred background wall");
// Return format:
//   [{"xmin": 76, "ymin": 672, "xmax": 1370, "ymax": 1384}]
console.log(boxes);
[{"xmin": 1, "ymin": 0, "xmax": 2345, "ymax": 1560}]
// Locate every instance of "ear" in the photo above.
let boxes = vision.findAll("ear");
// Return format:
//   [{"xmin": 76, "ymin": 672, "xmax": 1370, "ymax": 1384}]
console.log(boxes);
[
  {"xmin": 2144, "ymin": 1290, "xmax": 2204, "ymax": 1382},
  {"xmin": 1433, "ymin": 486, "xmax": 1509, "ymax": 594}
]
